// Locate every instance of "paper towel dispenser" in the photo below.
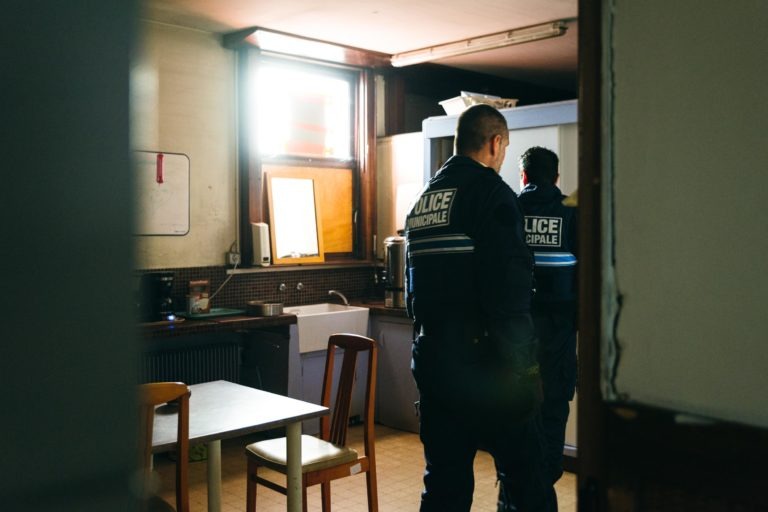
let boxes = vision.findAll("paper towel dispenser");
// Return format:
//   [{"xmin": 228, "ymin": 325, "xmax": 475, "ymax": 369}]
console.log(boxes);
[{"xmin": 251, "ymin": 222, "xmax": 271, "ymax": 266}]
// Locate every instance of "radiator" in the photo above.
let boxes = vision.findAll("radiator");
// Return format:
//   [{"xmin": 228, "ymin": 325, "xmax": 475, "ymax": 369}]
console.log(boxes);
[{"xmin": 141, "ymin": 343, "xmax": 241, "ymax": 385}]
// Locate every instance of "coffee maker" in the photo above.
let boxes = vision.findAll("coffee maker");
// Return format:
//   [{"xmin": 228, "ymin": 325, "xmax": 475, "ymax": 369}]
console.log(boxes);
[
  {"xmin": 382, "ymin": 236, "xmax": 406, "ymax": 308},
  {"xmin": 138, "ymin": 271, "xmax": 175, "ymax": 322}
]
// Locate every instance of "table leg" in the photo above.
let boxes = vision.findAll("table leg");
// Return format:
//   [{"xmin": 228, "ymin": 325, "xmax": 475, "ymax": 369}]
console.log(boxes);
[
  {"xmin": 285, "ymin": 421, "xmax": 302, "ymax": 512},
  {"xmin": 207, "ymin": 440, "xmax": 222, "ymax": 512}
]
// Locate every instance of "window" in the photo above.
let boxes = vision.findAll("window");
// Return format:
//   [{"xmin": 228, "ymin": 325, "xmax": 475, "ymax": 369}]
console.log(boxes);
[
  {"xmin": 252, "ymin": 58, "xmax": 357, "ymax": 261},
  {"xmin": 233, "ymin": 46, "xmax": 377, "ymax": 266},
  {"xmin": 254, "ymin": 64, "xmax": 353, "ymax": 160}
]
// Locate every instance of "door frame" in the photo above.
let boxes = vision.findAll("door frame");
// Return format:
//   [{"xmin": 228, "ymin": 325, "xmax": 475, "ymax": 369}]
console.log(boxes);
[{"xmin": 576, "ymin": 0, "xmax": 768, "ymax": 509}]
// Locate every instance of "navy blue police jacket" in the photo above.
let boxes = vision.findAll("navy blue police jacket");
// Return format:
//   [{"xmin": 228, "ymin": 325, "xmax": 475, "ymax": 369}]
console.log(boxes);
[
  {"xmin": 405, "ymin": 155, "xmax": 533, "ymax": 323},
  {"xmin": 518, "ymin": 183, "xmax": 578, "ymax": 310}
]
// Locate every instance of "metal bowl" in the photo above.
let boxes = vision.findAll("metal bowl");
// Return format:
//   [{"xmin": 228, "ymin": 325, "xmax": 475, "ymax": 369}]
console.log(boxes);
[{"xmin": 246, "ymin": 300, "xmax": 283, "ymax": 317}]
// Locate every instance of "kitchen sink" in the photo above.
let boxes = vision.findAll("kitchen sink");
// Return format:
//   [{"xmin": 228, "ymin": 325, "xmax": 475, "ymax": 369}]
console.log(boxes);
[{"xmin": 284, "ymin": 303, "xmax": 369, "ymax": 353}]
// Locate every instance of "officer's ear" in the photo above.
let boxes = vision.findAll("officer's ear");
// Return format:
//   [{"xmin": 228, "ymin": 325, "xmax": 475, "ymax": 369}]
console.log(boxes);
[
  {"xmin": 490, "ymin": 134, "xmax": 503, "ymax": 156},
  {"xmin": 521, "ymin": 170, "xmax": 529, "ymax": 186}
]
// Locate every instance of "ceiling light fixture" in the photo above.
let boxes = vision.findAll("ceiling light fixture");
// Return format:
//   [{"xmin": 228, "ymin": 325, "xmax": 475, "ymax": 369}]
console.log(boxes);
[
  {"xmin": 251, "ymin": 29, "xmax": 346, "ymax": 63},
  {"xmin": 223, "ymin": 27, "xmax": 391, "ymax": 68},
  {"xmin": 390, "ymin": 20, "xmax": 569, "ymax": 68}
]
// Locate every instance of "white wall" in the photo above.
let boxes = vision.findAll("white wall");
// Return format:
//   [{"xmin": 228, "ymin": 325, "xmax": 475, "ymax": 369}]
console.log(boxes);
[
  {"xmin": 606, "ymin": 0, "xmax": 768, "ymax": 427},
  {"xmin": 376, "ymin": 133, "xmax": 424, "ymax": 258},
  {"xmin": 132, "ymin": 21, "xmax": 238, "ymax": 268}
]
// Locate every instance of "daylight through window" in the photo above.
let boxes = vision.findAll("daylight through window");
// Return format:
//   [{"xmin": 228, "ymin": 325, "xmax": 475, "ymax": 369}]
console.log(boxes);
[{"xmin": 254, "ymin": 64, "xmax": 352, "ymax": 160}]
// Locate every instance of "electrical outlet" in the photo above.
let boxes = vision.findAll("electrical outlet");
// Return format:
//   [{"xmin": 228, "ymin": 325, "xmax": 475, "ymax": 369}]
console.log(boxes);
[{"xmin": 226, "ymin": 251, "xmax": 241, "ymax": 266}]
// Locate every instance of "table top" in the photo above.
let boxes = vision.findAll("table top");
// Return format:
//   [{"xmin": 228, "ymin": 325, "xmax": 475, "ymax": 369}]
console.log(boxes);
[{"xmin": 152, "ymin": 380, "xmax": 328, "ymax": 452}]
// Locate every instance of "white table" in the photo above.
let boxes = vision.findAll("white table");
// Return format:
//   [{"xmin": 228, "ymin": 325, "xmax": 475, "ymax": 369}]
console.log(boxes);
[{"xmin": 152, "ymin": 380, "xmax": 328, "ymax": 512}]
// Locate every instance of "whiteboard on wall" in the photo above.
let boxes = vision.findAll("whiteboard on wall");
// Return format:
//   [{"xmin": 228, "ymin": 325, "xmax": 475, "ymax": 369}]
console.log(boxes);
[{"xmin": 133, "ymin": 151, "xmax": 190, "ymax": 235}]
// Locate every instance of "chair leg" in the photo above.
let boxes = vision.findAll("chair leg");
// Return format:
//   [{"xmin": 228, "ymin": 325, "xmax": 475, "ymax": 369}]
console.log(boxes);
[
  {"xmin": 302, "ymin": 477, "xmax": 308, "ymax": 512},
  {"xmin": 366, "ymin": 468, "xmax": 379, "ymax": 512},
  {"xmin": 246, "ymin": 458, "xmax": 258, "ymax": 512},
  {"xmin": 321, "ymin": 481, "xmax": 331, "ymax": 512}
]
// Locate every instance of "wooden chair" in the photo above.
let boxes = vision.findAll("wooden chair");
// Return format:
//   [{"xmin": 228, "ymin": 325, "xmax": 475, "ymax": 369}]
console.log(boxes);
[
  {"xmin": 138, "ymin": 382, "xmax": 191, "ymax": 512},
  {"xmin": 245, "ymin": 333, "xmax": 379, "ymax": 512}
]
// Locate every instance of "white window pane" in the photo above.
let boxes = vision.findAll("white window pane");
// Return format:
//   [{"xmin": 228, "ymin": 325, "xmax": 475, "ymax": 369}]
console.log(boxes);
[{"xmin": 254, "ymin": 65, "xmax": 351, "ymax": 159}]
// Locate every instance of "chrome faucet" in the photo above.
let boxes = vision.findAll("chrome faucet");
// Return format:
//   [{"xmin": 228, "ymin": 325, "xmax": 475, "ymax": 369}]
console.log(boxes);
[{"xmin": 328, "ymin": 290, "xmax": 349, "ymax": 306}]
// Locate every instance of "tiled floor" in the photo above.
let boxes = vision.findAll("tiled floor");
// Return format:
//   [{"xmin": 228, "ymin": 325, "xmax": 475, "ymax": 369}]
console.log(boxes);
[{"xmin": 155, "ymin": 424, "xmax": 576, "ymax": 511}]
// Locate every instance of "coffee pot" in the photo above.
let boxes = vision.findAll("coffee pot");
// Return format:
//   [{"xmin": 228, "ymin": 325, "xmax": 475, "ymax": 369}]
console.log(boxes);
[
  {"xmin": 382, "ymin": 235, "xmax": 406, "ymax": 308},
  {"xmin": 138, "ymin": 271, "xmax": 175, "ymax": 322}
]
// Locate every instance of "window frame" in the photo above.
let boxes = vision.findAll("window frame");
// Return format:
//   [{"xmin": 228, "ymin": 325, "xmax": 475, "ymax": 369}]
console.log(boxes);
[{"xmin": 234, "ymin": 47, "xmax": 377, "ymax": 267}]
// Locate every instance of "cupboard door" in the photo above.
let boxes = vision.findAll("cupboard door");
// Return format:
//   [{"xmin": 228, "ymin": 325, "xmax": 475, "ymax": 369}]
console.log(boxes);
[{"xmin": 374, "ymin": 316, "xmax": 420, "ymax": 433}]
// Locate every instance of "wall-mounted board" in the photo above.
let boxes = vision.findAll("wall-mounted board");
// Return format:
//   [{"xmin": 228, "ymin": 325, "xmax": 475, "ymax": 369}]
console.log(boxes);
[{"xmin": 134, "ymin": 151, "xmax": 189, "ymax": 235}]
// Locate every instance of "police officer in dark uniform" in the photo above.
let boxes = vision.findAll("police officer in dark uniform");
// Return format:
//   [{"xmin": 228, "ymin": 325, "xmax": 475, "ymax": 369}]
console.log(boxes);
[
  {"xmin": 405, "ymin": 105, "xmax": 554, "ymax": 512},
  {"xmin": 518, "ymin": 146, "xmax": 578, "ymax": 498}
]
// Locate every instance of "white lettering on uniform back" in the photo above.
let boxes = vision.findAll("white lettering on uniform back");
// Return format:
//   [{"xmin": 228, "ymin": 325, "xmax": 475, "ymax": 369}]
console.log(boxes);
[
  {"xmin": 523, "ymin": 215, "xmax": 563, "ymax": 247},
  {"xmin": 406, "ymin": 188, "xmax": 457, "ymax": 232}
]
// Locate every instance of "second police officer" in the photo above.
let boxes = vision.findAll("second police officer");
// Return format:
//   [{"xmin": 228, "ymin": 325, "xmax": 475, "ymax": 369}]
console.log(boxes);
[{"xmin": 518, "ymin": 146, "xmax": 578, "ymax": 507}]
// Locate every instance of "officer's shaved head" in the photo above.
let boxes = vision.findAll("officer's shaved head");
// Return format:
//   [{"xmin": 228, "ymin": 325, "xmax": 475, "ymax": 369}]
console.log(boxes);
[{"xmin": 455, "ymin": 104, "xmax": 508, "ymax": 156}]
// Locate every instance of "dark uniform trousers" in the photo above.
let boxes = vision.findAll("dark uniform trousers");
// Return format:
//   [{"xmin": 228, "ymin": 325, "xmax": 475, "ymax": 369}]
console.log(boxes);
[
  {"xmin": 411, "ymin": 314, "xmax": 556, "ymax": 512},
  {"xmin": 532, "ymin": 306, "xmax": 577, "ymax": 485}
]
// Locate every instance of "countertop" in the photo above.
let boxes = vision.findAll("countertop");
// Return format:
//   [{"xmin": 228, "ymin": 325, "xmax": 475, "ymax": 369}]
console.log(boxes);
[
  {"xmin": 140, "ymin": 299, "xmax": 407, "ymax": 339},
  {"xmin": 353, "ymin": 299, "xmax": 409, "ymax": 319},
  {"xmin": 140, "ymin": 312, "xmax": 297, "ymax": 338}
]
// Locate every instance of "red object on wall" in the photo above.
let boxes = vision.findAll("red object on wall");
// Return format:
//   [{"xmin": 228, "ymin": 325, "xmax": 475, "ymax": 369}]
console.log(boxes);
[{"xmin": 156, "ymin": 153, "xmax": 164, "ymax": 184}]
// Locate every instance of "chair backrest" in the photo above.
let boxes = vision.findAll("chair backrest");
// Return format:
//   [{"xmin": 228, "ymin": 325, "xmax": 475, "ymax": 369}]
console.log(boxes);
[
  {"xmin": 138, "ymin": 382, "xmax": 191, "ymax": 512},
  {"xmin": 319, "ymin": 334, "xmax": 378, "ymax": 449}
]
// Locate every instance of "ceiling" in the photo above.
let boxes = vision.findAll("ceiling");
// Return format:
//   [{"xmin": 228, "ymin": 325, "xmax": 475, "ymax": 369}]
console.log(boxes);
[{"xmin": 142, "ymin": 0, "xmax": 579, "ymax": 92}]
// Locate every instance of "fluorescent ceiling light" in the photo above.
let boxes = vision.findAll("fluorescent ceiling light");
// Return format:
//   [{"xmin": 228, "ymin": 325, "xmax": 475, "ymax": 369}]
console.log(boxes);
[
  {"xmin": 253, "ymin": 29, "xmax": 345, "ymax": 62},
  {"xmin": 223, "ymin": 27, "xmax": 391, "ymax": 67},
  {"xmin": 390, "ymin": 20, "xmax": 569, "ymax": 67}
]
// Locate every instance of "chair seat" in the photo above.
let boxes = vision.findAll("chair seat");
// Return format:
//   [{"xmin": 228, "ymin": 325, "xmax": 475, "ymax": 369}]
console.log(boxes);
[{"xmin": 246, "ymin": 434, "xmax": 359, "ymax": 473}]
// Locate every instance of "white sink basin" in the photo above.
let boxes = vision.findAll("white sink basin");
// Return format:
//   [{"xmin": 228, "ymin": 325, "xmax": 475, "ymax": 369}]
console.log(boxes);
[{"xmin": 284, "ymin": 303, "xmax": 370, "ymax": 353}]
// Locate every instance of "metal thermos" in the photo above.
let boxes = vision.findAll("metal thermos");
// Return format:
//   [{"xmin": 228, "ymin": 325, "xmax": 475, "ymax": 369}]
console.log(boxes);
[{"xmin": 382, "ymin": 236, "xmax": 406, "ymax": 308}]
